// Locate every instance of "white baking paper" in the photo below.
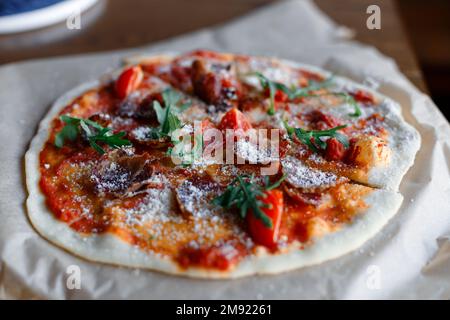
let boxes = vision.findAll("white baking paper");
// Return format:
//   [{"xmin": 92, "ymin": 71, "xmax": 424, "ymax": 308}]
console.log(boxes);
[{"xmin": 0, "ymin": 0, "xmax": 449, "ymax": 299}]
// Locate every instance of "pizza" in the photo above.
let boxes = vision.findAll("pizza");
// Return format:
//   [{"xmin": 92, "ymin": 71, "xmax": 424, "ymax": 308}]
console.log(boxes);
[{"xmin": 25, "ymin": 50, "xmax": 420, "ymax": 278}]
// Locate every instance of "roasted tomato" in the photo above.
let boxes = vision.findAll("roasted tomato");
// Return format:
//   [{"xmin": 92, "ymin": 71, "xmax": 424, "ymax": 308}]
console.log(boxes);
[
  {"xmin": 264, "ymin": 88, "xmax": 289, "ymax": 103},
  {"xmin": 200, "ymin": 118, "xmax": 216, "ymax": 133},
  {"xmin": 218, "ymin": 108, "xmax": 252, "ymax": 132},
  {"xmin": 325, "ymin": 137, "xmax": 346, "ymax": 161},
  {"xmin": 191, "ymin": 59, "xmax": 221, "ymax": 104},
  {"xmin": 191, "ymin": 59, "xmax": 239, "ymax": 110},
  {"xmin": 246, "ymin": 189, "xmax": 284, "ymax": 249},
  {"xmin": 171, "ymin": 63, "xmax": 192, "ymax": 92},
  {"xmin": 115, "ymin": 66, "xmax": 144, "ymax": 99},
  {"xmin": 344, "ymin": 137, "xmax": 361, "ymax": 165},
  {"xmin": 308, "ymin": 110, "xmax": 342, "ymax": 130},
  {"xmin": 351, "ymin": 89, "xmax": 375, "ymax": 104}
]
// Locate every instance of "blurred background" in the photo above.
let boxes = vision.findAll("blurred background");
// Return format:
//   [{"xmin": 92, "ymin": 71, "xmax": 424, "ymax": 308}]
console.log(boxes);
[{"xmin": 0, "ymin": 0, "xmax": 448, "ymax": 119}]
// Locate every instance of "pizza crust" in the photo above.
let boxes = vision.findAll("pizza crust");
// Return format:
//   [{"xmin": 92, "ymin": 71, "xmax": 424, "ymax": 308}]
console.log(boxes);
[
  {"xmin": 277, "ymin": 59, "xmax": 421, "ymax": 191},
  {"xmin": 364, "ymin": 100, "xmax": 421, "ymax": 190},
  {"xmin": 26, "ymin": 53, "xmax": 414, "ymax": 278}
]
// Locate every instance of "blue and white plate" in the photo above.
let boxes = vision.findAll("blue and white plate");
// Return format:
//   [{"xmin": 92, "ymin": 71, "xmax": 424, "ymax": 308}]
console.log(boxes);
[{"xmin": 0, "ymin": 0, "xmax": 98, "ymax": 34}]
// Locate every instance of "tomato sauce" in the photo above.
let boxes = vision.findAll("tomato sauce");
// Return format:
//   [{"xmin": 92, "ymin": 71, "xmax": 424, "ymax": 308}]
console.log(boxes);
[{"xmin": 37, "ymin": 50, "xmax": 376, "ymax": 271}]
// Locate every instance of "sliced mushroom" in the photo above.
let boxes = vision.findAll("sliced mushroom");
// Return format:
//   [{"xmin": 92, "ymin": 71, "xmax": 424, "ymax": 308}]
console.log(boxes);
[
  {"xmin": 130, "ymin": 126, "xmax": 169, "ymax": 148},
  {"xmin": 90, "ymin": 149, "xmax": 154, "ymax": 197},
  {"xmin": 175, "ymin": 177, "xmax": 223, "ymax": 218}
]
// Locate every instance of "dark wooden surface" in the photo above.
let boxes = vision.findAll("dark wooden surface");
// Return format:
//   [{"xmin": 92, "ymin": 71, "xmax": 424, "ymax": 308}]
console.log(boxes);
[
  {"xmin": 397, "ymin": 0, "xmax": 449, "ymax": 117},
  {"xmin": 0, "ymin": 0, "xmax": 427, "ymax": 92}
]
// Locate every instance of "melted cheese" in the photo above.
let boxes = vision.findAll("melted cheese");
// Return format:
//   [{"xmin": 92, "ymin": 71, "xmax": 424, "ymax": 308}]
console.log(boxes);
[{"xmin": 354, "ymin": 135, "xmax": 391, "ymax": 168}]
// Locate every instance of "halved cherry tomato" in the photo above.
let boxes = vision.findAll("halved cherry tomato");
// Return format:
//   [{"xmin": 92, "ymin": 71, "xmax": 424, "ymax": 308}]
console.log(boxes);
[
  {"xmin": 344, "ymin": 138, "xmax": 361, "ymax": 165},
  {"xmin": 200, "ymin": 118, "xmax": 216, "ymax": 132},
  {"xmin": 246, "ymin": 189, "xmax": 284, "ymax": 249},
  {"xmin": 274, "ymin": 89, "xmax": 289, "ymax": 103},
  {"xmin": 350, "ymin": 89, "xmax": 375, "ymax": 104},
  {"xmin": 115, "ymin": 66, "xmax": 144, "ymax": 99},
  {"xmin": 325, "ymin": 137, "xmax": 345, "ymax": 161},
  {"xmin": 218, "ymin": 108, "xmax": 252, "ymax": 132},
  {"xmin": 264, "ymin": 88, "xmax": 289, "ymax": 103},
  {"xmin": 309, "ymin": 110, "xmax": 341, "ymax": 130},
  {"xmin": 200, "ymin": 118, "xmax": 217, "ymax": 147}
]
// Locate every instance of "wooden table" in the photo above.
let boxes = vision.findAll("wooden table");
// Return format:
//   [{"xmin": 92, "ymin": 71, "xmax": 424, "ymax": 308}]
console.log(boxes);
[{"xmin": 0, "ymin": 0, "xmax": 427, "ymax": 92}]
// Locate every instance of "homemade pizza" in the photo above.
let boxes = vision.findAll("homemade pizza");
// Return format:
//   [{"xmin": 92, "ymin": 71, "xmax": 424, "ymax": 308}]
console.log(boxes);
[{"xmin": 25, "ymin": 50, "xmax": 420, "ymax": 278}]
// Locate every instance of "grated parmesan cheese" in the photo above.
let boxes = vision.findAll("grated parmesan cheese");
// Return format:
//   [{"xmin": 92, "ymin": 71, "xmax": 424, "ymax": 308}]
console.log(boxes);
[{"xmin": 282, "ymin": 156, "xmax": 342, "ymax": 189}]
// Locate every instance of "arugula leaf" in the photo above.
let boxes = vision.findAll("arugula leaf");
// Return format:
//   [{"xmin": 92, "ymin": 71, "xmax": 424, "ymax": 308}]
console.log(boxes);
[
  {"xmin": 264, "ymin": 174, "xmax": 286, "ymax": 191},
  {"xmin": 150, "ymin": 88, "xmax": 189, "ymax": 138},
  {"xmin": 287, "ymin": 76, "xmax": 335, "ymax": 99},
  {"xmin": 253, "ymin": 73, "xmax": 362, "ymax": 118},
  {"xmin": 254, "ymin": 72, "xmax": 284, "ymax": 115},
  {"xmin": 54, "ymin": 118, "xmax": 78, "ymax": 148},
  {"xmin": 162, "ymin": 89, "xmax": 191, "ymax": 113},
  {"xmin": 153, "ymin": 88, "xmax": 203, "ymax": 166},
  {"xmin": 167, "ymin": 133, "xmax": 204, "ymax": 167},
  {"xmin": 283, "ymin": 120, "xmax": 349, "ymax": 153},
  {"xmin": 301, "ymin": 92, "xmax": 362, "ymax": 118},
  {"xmin": 213, "ymin": 174, "xmax": 285, "ymax": 228},
  {"xmin": 253, "ymin": 72, "xmax": 334, "ymax": 115},
  {"xmin": 54, "ymin": 115, "xmax": 131, "ymax": 154},
  {"xmin": 340, "ymin": 93, "xmax": 362, "ymax": 117}
]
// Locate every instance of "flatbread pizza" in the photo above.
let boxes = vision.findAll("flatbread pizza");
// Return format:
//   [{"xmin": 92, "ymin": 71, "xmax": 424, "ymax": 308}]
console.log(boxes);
[{"xmin": 25, "ymin": 50, "xmax": 420, "ymax": 278}]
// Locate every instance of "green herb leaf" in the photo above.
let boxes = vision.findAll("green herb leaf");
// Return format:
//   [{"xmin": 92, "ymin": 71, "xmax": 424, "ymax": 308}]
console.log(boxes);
[
  {"xmin": 252, "ymin": 73, "xmax": 362, "ymax": 118},
  {"xmin": 344, "ymin": 94, "xmax": 362, "ymax": 117},
  {"xmin": 254, "ymin": 72, "xmax": 278, "ymax": 115},
  {"xmin": 264, "ymin": 174, "xmax": 286, "ymax": 191},
  {"xmin": 213, "ymin": 174, "xmax": 285, "ymax": 228},
  {"xmin": 302, "ymin": 92, "xmax": 362, "ymax": 118},
  {"xmin": 54, "ymin": 122, "xmax": 78, "ymax": 148},
  {"xmin": 150, "ymin": 88, "xmax": 188, "ymax": 138},
  {"xmin": 54, "ymin": 115, "xmax": 131, "ymax": 154},
  {"xmin": 283, "ymin": 121, "xmax": 349, "ymax": 153},
  {"xmin": 168, "ymin": 133, "xmax": 204, "ymax": 167},
  {"xmin": 287, "ymin": 76, "xmax": 335, "ymax": 99},
  {"xmin": 253, "ymin": 72, "xmax": 335, "ymax": 115}
]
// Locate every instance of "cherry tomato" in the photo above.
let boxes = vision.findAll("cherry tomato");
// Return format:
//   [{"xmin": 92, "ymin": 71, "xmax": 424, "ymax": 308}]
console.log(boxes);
[
  {"xmin": 200, "ymin": 118, "xmax": 216, "ymax": 132},
  {"xmin": 274, "ymin": 89, "xmax": 289, "ymax": 103},
  {"xmin": 344, "ymin": 138, "xmax": 361, "ymax": 165},
  {"xmin": 351, "ymin": 89, "xmax": 375, "ymax": 104},
  {"xmin": 218, "ymin": 108, "xmax": 252, "ymax": 132},
  {"xmin": 115, "ymin": 66, "xmax": 144, "ymax": 99},
  {"xmin": 246, "ymin": 189, "xmax": 284, "ymax": 249},
  {"xmin": 325, "ymin": 137, "xmax": 345, "ymax": 161},
  {"xmin": 309, "ymin": 110, "xmax": 341, "ymax": 130},
  {"xmin": 200, "ymin": 118, "xmax": 217, "ymax": 147}
]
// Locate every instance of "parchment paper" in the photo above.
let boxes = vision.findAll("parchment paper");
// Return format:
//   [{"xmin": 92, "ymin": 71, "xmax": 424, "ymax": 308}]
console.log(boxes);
[{"xmin": 1, "ymin": 0, "xmax": 449, "ymax": 299}]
